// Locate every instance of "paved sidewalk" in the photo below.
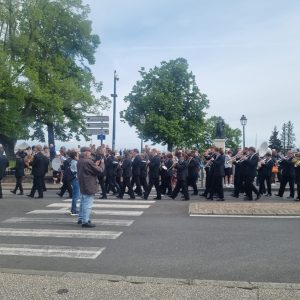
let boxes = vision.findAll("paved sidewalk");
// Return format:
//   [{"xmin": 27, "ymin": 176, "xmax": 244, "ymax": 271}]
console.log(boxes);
[
  {"xmin": 189, "ymin": 202, "xmax": 300, "ymax": 216},
  {"xmin": 0, "ymin": 269, "xmax": 300, "ymax": 300}
]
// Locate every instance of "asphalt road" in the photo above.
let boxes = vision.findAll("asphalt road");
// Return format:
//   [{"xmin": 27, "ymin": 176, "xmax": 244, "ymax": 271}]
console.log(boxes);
[{"xmin": 0, "ymin": 190, "xmax": 299, "ymax": 284}]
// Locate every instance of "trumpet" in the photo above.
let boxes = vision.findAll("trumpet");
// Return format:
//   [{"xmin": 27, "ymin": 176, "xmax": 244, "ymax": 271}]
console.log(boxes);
[{"xmin": 292, "ymin": 156, "xmax": 300, "ymax": 167}]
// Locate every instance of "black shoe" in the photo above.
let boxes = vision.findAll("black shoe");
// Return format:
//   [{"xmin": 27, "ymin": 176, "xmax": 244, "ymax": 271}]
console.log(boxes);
[
  {"xmin": 244, "ymin": 196, "xmax": 253, "ymax": 201},
  {"xmin": 200, "ymin": 193, "xmax": 207, "ymax": 197},
  {"xmin": 35, "ymin": 196, "xmax": 43, "ymax": 199},
  {"xmin": 78, "ymin": 220, "xmax": 90, "ymax": 225},
  {"xmin": 26, "ymin": 194, "xmax": 34, "ymax": 198},
  {"xmin": 154, "ymin": 197, "xmax": 161, "ymax": 200},
  {"xmin": 82, "ymin": 222, "xmax": 96, "ymax": 228},
  {"xmin": 287, "ymin": 196, "xmax": 294, "ymax": 199},
  {"xmin": 294, "ymin": 199, "xmax": 300, "ymax": 202},
  {"xmin": 10, "ymin": 190, "xmax": 16, "ymax": 194},
  {"xmin": 17, "ymin": 192, "xmax": 24, "ymax": 195},
  {"xmin": 275, "ymin": 194, "xmax": 282, "ymax": 197},
  {"xmin": 56, "ymin": 192, "xmax": 63, "ymax": 197},
  {"xmin": 181, "ymin": 198, "xmax": 190, "ymax": 201},
  {"xmin": 255, "ymin": 194, "xmax": 261, "ymax": 200},
  {"xmin": 100, "ymin": 196, "xmax": 107, "ymax": 199}
]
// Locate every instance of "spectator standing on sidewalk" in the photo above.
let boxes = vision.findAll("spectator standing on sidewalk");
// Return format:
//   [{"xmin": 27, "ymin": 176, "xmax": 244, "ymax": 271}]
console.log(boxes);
[
  {"xmin": 0, "ymin": 145, "xmax": 9, "ymax": 199},
  {"xmin": 77, "ymin": 147, "xmax": 104, "ymax": 228}
]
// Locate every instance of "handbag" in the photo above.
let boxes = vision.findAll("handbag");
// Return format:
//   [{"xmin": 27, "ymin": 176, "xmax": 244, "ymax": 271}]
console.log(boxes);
[{"xmin": 272, "ymin": 165, "xmax": 279, "ymax": 173}]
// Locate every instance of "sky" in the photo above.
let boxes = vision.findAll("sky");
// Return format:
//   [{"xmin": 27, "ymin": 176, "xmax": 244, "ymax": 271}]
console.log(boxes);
[{"xmin": 28, "ymin": 0, "xmax": 300, "ymax": 151}]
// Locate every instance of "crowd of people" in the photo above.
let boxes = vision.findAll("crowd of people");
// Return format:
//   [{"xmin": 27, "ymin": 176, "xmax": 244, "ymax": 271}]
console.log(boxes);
[{"xmin": 0, "ymin": 143, "xmax": 300, "ymax": 228}]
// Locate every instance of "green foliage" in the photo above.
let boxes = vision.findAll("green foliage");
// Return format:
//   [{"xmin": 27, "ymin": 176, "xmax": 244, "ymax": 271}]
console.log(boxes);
[
  {"xmin": 0, "ymin": 0, "xmax": 109, "ymax": 154},
  {"xmin": 268, "ymin": 126, "xmax": 282, "ymax": 151},
  {"xmin": 121, "ymin": 58, "xmax": 209, "ymax": 151},
  {"xmin": 286, "ymin": 121, "xmax": 296, "ymax": 150}
]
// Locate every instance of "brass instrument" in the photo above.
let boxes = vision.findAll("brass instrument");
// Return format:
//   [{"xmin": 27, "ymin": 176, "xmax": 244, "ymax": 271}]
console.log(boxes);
[{"xmin": 292, "ymin": 155, "xmax": 300, "ymax": 167}]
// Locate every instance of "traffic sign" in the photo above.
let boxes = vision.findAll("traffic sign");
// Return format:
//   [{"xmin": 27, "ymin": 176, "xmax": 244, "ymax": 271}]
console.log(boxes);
[
  {"xmin": 97, "ymin": 134, "xmax": 106, "ymax": 140},
  {"xmin": 86, "ymin": 116, "xmax": 109, "ymax": 122},
  {"xmin": 86, "ymin": 129, "xmax": 109, "ymax": 135},
  {"xmin": 86, "ymin": 123, "xmax": 109, "ymax": 128}
]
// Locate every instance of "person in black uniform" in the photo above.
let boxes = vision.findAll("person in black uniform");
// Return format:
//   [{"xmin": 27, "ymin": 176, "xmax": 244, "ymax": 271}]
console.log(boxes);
[
  {"xmin": 294, "ymin": 154, "xmax": 300, "ymax": 201},
  {"xmin": 258, "ymin": 153, "xmax": 274, "ymax": 196},
  {"xmin": 207, "ymin": 147, "xmax": 225, "ymax": 201},
  {"xmin": 139, "ymin": 154, "xmax": 148, "ymax": 193},
  {"xmin": 118, "ymin": 151, "xmax": 135, "ymax": 199},
  {"xmin": 144, "ymin": 148, "xmax": 161, "ymax": 200},
  {"xmin": 276, "ymin": 151, "xmax": 295, "ymax": 199},
  {"xmin": 105, "ymin": 150, "xmax": 120, "ymax": 195},
  {"xmin": 10, "ymin": 150, "xmax": 27, "ymax": 195},
  {"xmin": 200, "ymin": 147, "xmax": 216, "ymax": 198},
  {"xmin": 131, "ymin": 149, "xmax": 142, "ymax": 196},
  {"xmin": 243, "ymin": 147, "xmax": 260, "ymax": 201},
  {"xmin": 95, "ymin": 146, "xmax": 107, "ymax": 199},
  {"xmin": 187, "ymin": 151, "xmax": 200, "ymax": 195},
  {"xmin": 0, "ymin": 145, "xmax": 9, "ymax": 199},
  {"xmin": 160, "ymin": 153, "xmax": 173, "ymax": 196},
  {"xmin": 27, "ymin": 145, "xmax": 48, "ymax": 199},
  {"xmin": 170, "ymin": 152, "xmax": 189, "ymax": 201},
  {"xmin": 231, "ymin": 150, "xmax": 244, "ymax": 198}
]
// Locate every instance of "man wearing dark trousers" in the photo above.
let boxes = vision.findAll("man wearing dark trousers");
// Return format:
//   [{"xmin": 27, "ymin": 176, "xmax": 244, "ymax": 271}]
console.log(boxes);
[
  {"xmin": 243, "ymin": 147, "xmax": 260, "ymax": 201},
  {"xmin": 276, "ymin": 151, "xmax": 295, "ymax": 199},
  {"xmin": 144, "ymin": 148, "xmax": 161, "ymax": 200},
  {"xmin": 0, "ymin": 145, "xmax": 9, "ymax": 199},
  {"xmin": 27, "ymin": 145, "xmax": 48, "ymax": 199},
  {"xmin": 118, "ymin": 151, "xmax": 135, "ymax": 199},
  {"xmin": 131, "ymin": 149, "xmax": 142, "ymax": 196},
  {"xmin": 208, "ymin": 148, "xmax": 225, "ymax": 201},
  {"xmin": 171, "ymin": 152, "xmax": 189, "ymax": 201},
  {"xmin": 258, "ymin": 153, "xmax": 274, "ymax": 196},
  {"xmin": 187, "ymin": 151, "xmax": 200, "ymax": 195}
]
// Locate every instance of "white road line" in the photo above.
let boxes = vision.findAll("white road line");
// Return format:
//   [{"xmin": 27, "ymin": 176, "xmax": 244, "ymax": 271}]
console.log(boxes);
[
  {"xmin": 63, "ymin": 199, "xmax": 156, "ymax": 204},
  {"xmin": 47, "ymin": 203, "xmax": 150, "ymax": 209},
  {"xmin": 0, "ymin": 228, "xmax": 122, "ymax": 239},
  {"xmin": 93, "ymin": 210, "xmax": 143, "ymax": 216},
  {"xmin": 0, "ymin": 244, "xmax": 105, "ymax": 259},
  {"xmin": 190, "ymin": 214, "xmax": 300, "ymax": 219},
  {"xmin": 27, "ymin": 209, "xmax": 144, "ymax": 216},
  {"xmin": 2, "ymin": 217, "xmax": 134, "ymax": 226}
]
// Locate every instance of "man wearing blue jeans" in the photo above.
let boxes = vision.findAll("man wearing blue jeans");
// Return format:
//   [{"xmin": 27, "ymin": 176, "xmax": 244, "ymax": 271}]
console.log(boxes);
[{"xmin": 77, "ymin": 147, "xmax": 104, "ymax": 228}]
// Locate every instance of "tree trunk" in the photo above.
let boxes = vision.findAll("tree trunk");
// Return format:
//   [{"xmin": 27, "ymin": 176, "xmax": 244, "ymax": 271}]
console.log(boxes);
[
  {"xmin": 167, "ymin": 143, "xmax": 173, "ymax": 152},
  {"xmin": 47, "ymin": 123, "xmax": 55, "ymax": 146},
  {"xmin": 0, "ymin": 134, "xmax": 17, "ymax": 160}
]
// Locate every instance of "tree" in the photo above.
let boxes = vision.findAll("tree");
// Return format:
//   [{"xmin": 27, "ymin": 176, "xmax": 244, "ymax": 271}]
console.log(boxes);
[
  {"xmin": 286, "ymin": 121, "xmax": 296, "ymax": 150},
  {"xmin": 268, "ymin": 126, "xmax": 282, "ymax": 151},
  {"xmin": 121, "ymin": 58, "xmax": 209, "ymax": 151},
  {"xmin": 200, "ymin": 116, "xmax": 241, "ymax": 153},
  {"xmin": 280, "ymin": 123, "xmax": 287, "ymax": 155},
  {"xmin": 0, "ymin": 0, "xmax": 109, "ymax": 157}
]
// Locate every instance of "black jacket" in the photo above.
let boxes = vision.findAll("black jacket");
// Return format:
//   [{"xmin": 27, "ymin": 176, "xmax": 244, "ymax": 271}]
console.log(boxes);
[
  {"xmin": 176, "ymin": 160, "xmax": 188, "ymax": 181},
  {"xmin": 31, "ymin": 152, "xmax": 48, "ymax": 177},
  {"xmin": 148, "ymin": 155, "xmax": 160, "ymax": 179},
  {"xmin": 211, "ymin": 154, "xmax": 225, "ymax": 177},
  {"xmin": 132, "ymin": 155, "xmax": 141, "ymax": 176},
  {"xmin": 244, "ymin": 154, "xmax": 259, "ymax": 178},
  {"xmin": 122, "ymin": 158, "xmax": 132, "ymax": 178},
  {"xmin": 188, "ymin": 157, "xmax": 200, "ymax": 178},
  {"xmin": 15, "ymin": 157, "xmax": 26, "ymax": 178},
  {"xmin": 280, "ymin": 157, "xmax": 295, "ymax": 178},
  {"xmin": 140, "ymin": 160, "xmax": 148, "ymax": 178},
  {"xmin": 0, "ymin": 154, "xmax": 9, "ymax": 180}
]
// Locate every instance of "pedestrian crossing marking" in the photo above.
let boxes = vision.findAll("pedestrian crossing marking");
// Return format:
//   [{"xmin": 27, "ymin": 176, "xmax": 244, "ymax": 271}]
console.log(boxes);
[
  {"xmin": 47, "ymin": 203, "xmax": 151, "ymax": 209},
  {"xmin": 27, "ymin": 209, "xmax": 144, "ymax": 216},
  {"xmin": 0, "ymin": 228, "xmax": 122, "ymax": 239},
  {"xmin": 63, "ymin": 199, "xmax": 156, "ymax": 204},
  {"xmin": 0, "ymin": 244, "xmax": 105, "ymax": 259},
  {"xmin": 2, "ymin": 217, "xmax": 134, "ymax": 226}
]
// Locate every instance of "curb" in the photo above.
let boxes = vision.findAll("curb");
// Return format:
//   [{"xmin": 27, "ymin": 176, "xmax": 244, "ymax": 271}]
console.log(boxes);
[{"xmin": 0, "ymin": 268, "xmax": 300, "ymax": 291}]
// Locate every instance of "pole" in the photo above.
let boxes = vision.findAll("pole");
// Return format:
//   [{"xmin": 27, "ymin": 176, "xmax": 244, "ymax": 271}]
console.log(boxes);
[
  {"xmin": 243, "ymin": 125, "xmax": 245, "ymax": 149},
  {"xmin": 111, "ymin": 70, "xmax": 118, "ymax": 151}
]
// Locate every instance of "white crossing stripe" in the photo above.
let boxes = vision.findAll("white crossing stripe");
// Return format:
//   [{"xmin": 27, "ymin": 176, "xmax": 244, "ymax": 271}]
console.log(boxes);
[
  {"xmin": 63, "ymin": 199, "xmax": 156, "ymax": 204},
  {"xmin": 0, "ymin": 244, "xmax": 105, "ymax": 259},
  {"xmin": 0, "ymin": 228, "xmax": 122, "ymax": 239},
  {"xmin": 28, "ymin": 209, "xmax": 144, "ymax": 216},
  {"xmin": 47, "ymin": 203, "xmax": 150, "ymax": 209},
  {"xmin": 2, "ymin": 217, "xmax": 134, "ymax": 226},
  {"xmin": 93, "ymin": 210, "xmax": 143, "ymax": 216}
]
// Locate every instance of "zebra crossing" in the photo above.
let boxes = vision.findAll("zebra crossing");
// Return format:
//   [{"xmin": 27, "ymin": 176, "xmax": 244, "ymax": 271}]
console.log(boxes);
[{"xmin": 0, "ymin": 196, "xmax": 156, "ymax": 260}]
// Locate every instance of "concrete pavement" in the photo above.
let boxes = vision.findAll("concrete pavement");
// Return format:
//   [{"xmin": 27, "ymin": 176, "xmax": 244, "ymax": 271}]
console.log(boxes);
[{"xmin": 1, "ymin": 269, "xmax": 300, "ymax": 300}]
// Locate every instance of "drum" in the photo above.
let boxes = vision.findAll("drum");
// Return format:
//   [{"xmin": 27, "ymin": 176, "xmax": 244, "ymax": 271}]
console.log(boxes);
[{"xmin": 51, "ymin": 157, "xmax": 61, "ymax": 171}]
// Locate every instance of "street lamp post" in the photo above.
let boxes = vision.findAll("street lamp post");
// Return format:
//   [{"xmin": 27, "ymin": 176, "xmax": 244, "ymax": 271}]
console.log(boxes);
[
  {"xmin": 240, "ymin": 114, "xmax": 247, "ymax": 149},
  {"xmin": 140, "ymin": 115, "xmax": 145, "ymax": 153},
  {"xmin": 111, "ymin": 70, "xmax": 119, "ymax": 151}
]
